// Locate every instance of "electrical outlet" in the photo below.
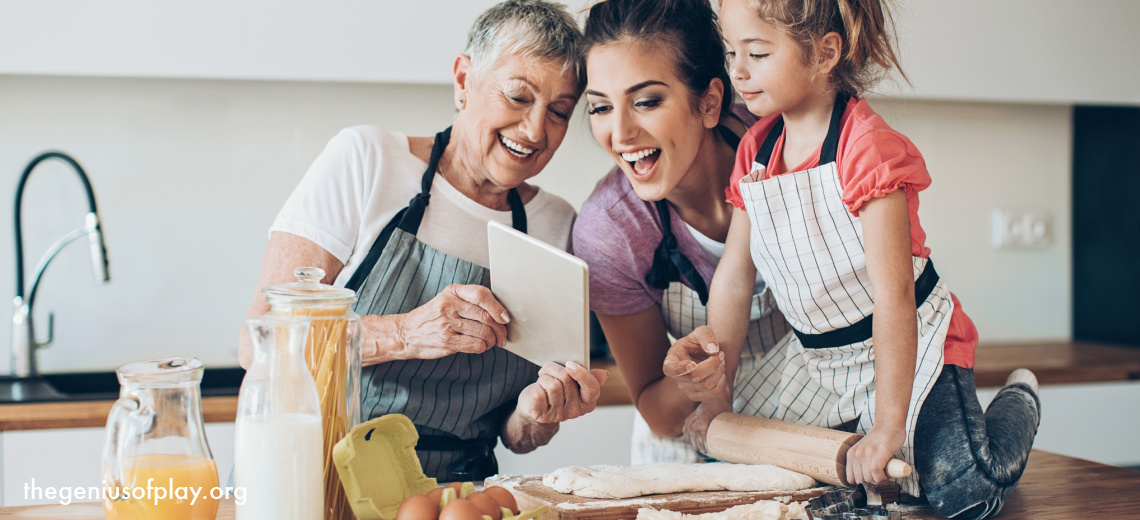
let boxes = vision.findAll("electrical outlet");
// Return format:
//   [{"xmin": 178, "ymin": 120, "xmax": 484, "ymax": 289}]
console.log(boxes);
[{"xmin": 992, "ymin": 209, "xmax": 1051, "ymax": 249}]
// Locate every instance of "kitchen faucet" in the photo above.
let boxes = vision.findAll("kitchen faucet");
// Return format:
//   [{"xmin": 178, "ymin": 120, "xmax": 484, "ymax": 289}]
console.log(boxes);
[{"xmin": 11, "ymin": 151, "xmax": 110, "ymax": 378}]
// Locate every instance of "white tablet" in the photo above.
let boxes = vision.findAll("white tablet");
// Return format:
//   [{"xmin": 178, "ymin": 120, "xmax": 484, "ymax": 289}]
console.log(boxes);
[{"xmin": 487, "ymin": 220, "xmax": 590, "ymax": 369}]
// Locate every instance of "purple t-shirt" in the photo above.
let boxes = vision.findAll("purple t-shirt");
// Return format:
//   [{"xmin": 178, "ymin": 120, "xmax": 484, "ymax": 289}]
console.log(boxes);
[{"xmin": 572, "ymin": 105, "xmax": 760, "ymax": 316}]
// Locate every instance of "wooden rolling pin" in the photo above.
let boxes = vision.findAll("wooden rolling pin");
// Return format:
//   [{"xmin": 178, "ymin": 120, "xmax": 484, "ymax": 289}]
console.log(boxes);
[{"xmin": 705, "ymin": 413, "xmax": 911, "ymax": 487}]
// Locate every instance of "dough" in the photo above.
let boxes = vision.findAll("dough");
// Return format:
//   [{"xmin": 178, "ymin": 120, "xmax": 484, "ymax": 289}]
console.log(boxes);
[
  {"xmin": 543, "ymin": 462, "xmax": 817, "ymax": 499},
  {"xmin": 636, "ymin": 500, "xmax": 787, "ymax": 520}
]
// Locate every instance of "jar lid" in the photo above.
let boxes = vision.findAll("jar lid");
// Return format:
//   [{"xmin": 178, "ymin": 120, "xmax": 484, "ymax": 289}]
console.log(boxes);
[
  {"xmin": 261, "ymin": 267, "xmax": 357, "ymax": 307},
  {"xmin": 116, "ymin": 357, "xmax": 204, "ymax": 386}
]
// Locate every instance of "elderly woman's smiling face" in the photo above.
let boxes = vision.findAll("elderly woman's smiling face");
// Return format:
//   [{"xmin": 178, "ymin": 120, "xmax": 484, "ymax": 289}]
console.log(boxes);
[{"xmin": 455, "ymin": 53, "xmax": 581, "ymax": 189}]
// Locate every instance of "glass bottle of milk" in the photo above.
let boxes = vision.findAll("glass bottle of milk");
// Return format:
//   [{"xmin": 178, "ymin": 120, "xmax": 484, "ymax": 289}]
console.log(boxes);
[{"xmin": 235, "ymin": 315, "xmax": 324, "ymax": 520}]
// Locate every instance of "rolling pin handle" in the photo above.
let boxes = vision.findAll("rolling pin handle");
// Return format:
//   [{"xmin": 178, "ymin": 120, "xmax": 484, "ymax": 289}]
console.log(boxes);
[{"xmin": 886, "ymin": 458, "xmax": 912, "ymax": 479}]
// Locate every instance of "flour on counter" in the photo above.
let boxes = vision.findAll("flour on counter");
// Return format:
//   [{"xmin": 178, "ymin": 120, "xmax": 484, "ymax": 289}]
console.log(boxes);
[
  {"xmin": 637, "ymin": 500, "xmax": 787, "ymax": 520},
  {"xmin": 542, "ymin": 462, "xmax": 817, "ymax": 499}
]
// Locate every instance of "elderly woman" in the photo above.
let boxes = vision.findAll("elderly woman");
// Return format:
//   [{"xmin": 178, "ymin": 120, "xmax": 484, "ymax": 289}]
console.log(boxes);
[{"xmin": 240, "ymin": 0, "xmax": 607, "ymax": 482}]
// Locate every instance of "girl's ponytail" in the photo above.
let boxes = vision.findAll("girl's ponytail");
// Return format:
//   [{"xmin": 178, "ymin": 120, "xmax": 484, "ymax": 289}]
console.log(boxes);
[
  {"xmin": 737, "ymin": 0, "xmax": 909, "ymax": 96},
  {"xmin": 832, "ymin": 0, "xmax": 908, "ymax": 95}
]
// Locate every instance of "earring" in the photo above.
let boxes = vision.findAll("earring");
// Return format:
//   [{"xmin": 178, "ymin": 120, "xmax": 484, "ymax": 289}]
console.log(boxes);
[{"xmin": 458, "ymin": 99, "xmax": 465, "ymax": 107}]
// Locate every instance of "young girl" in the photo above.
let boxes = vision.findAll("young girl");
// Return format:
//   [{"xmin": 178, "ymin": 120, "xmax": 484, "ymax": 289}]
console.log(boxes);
[{"xmin": 667, "ymin": 0, "xmax": 1041, "ymax": 517}]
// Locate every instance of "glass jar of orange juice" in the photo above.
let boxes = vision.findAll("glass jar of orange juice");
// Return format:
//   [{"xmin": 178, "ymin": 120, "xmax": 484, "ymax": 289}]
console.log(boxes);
[{"xmin": 102, "ymin": 357, "xmax": 219, "ymax": 520}]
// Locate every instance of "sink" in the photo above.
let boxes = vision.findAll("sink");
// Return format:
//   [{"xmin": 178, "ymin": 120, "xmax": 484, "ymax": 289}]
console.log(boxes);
[{"xmin": 0, "ymin": 367, "xmax": 245, "ymax": 403}]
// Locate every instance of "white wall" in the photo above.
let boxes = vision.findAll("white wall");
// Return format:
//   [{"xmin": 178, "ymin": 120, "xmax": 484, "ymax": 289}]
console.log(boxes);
[
  {"xmin": 4, "ymin": 1, "xmax": 1138, "ymax": 105},
  {"xmin": 0, "ymin": 74, "xmax": 1071, "ymax": 373},
  {"xmin": 869, "ymin": 98, "xmax": 1073, "ymax": 341}
]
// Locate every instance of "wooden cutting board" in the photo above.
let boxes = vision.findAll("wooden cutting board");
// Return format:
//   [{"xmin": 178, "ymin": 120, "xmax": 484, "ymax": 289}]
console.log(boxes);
[{"xmin": 485, "ymin": 475, "xmax": 831, "ymax": 520}]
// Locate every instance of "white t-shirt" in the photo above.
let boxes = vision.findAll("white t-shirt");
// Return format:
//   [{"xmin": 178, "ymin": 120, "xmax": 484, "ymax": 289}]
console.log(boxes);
[
  {"xmin": 684, "ymin": 222, "xmax": 764, "ymax": 293},
  {"xmin": 272, "ymin": 126, "xmax": 577, "ymax": 287}
]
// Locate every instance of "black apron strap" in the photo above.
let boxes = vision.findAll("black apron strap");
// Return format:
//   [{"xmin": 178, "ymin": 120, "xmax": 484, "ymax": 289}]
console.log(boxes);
[
  {"xmin": 753, "ymin": 118, "xmax": 785, "ymax": 168},
  {"xmin": 644, "ymin": 200, "xmax": 711, "ymax": 306},
  {"xmin": 754, "ymin": 93, "xmax": 848, "ymax": 168},
  {"xmin": 794, "ymin": 260, "xmax": 940, "ymax": 349},
  {"xmin": 344, "ymin": 126, "xmax": 527, "ymax": 292},
  {"xmin": 819, "ymin": 92, "xmax": 850, "ymax": 165},
  {"xmin": 507, "ymin": 187, "xmax": 527, "ymax": 234},
  {"xmin": 643, "ymin": 123, "xmax": 745, "ymax": 306},
  {"xmin": 716, "ymin": 123, "xmax": 742, "ymax": 150}
]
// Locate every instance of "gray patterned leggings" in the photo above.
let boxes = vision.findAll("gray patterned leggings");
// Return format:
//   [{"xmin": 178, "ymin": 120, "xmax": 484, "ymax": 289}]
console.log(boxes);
[{"xmin": 913, "ymin": 365, "xmax": 1040, "ymax": 519}]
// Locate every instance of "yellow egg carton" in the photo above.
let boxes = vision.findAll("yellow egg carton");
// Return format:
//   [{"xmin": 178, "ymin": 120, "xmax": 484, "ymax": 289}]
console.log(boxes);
[{"xmin": 332, "ymin": 414, "xmax": 438, "ymax": 520}]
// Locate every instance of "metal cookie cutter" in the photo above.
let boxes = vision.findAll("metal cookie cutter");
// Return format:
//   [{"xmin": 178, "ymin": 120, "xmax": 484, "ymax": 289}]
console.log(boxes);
[{"xmin": 806, "ymin": 483, "xmax": 901, "ymax": 520}]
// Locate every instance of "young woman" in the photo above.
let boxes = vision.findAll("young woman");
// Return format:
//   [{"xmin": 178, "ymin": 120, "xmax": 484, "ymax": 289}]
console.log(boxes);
[{"xmin": 572, "ymin": 0, "xmax": 789, "ymax": 463}]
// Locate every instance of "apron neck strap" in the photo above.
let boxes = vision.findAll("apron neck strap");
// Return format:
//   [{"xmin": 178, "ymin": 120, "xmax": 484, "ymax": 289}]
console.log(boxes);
[
  {"xmin": 752, "ymin": 92, "xmax": 851, "ymax": 169},
  {"xmin": 819, "ymin": 92, "xmax": 850, "ymax": 165},
  {"xmin": 716, "ymin": 123, "xmax": 742, "ymax": 150},
  {"xmin": 645, "ymin": 200, "xmax": 710, "ymax": 306},
  {"xmin": 643, "ymin": 122, "xmax": 744, "ymax": 306},
  {"xmin": 399, "ymin": 126, "xmax": 527, "ymax": 235}
]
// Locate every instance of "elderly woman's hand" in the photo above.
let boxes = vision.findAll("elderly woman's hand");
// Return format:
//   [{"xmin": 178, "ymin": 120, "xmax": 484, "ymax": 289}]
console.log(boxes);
[
  {"xmin": 663, "ymin": 326, "xmax": 726, "ymax": 402},
  {"xmin": 394, "ymin": 284, "xmax": 510, "ymax": 360},
  {"xmin": 516, "ymin": 361, "xmax": 610, "ymax": 424}
]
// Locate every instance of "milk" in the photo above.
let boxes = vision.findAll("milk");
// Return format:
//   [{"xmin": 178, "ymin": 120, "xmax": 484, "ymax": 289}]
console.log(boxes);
[{"xmin": 234, "ymin": 413, "xmax": 324, "ymax": 520}]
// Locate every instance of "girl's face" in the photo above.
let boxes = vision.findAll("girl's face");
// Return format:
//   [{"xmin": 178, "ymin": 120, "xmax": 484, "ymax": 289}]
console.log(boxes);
[
  {"xmin": 585, "ymin": 40, "xmax": 719, "ymax": 202},
  {"xmin": 721, "ymin": 0, "xmax": 819, "ymax": 118}
]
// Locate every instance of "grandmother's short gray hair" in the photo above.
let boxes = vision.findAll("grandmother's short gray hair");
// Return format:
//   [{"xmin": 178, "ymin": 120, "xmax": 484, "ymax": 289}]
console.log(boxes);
[{"xmin": 464, "ymin": 0, "xmax": 584, "ymax": 90}]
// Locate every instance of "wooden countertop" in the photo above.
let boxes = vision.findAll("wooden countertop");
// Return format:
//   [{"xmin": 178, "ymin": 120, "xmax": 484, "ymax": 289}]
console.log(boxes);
[
  {"xmin": 0, "ymin": 451, "xmax": 1135, "ymax": 519},
  {"xmin": 0, "ymin": 396, "xmax": 239, "ymax": 431},
  {"xmin": 3, "ymin": 341, "xmax": 1138, "ymax": 432},
  {"xmin": 596, "ymin": 340, "xmax": 1140, "ymax": 405}
]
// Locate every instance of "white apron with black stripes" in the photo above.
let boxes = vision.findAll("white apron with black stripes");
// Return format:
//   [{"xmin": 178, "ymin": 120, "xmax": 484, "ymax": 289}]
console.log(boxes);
[
  {"xmin": 735, "ymin": 95, "xmax": 950, "ymax": 496},
  {"xmin": 631, "ymin": 128, "xmax": 792, "ymax": 462},
  {"xmin": 343, "ymin": 127, "xmax": 537, "ymax": 482}
]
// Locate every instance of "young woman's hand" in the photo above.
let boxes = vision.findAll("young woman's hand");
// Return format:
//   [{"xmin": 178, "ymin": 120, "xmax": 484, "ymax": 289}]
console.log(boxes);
[
  {"xmin": 662, "ymin": 326, "xmax": 726, "ymax": 401},
  {"xmin": 682, "ymin": 396, "xmax": 732, "ymax": 455},
  {"xmin": 845, "ymin": 425, "xmax": 907, "ymax": 484}
]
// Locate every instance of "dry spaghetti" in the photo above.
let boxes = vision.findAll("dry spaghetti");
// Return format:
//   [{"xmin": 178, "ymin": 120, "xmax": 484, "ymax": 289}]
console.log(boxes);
[{"xmin": 294, "ymin": 305, "xmax": 355, "ymax": 520}]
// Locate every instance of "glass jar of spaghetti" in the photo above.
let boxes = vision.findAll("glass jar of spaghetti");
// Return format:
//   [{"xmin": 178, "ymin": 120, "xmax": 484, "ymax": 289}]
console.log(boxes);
[{"xmin": 262, "ymin": 267, "xmax": 362, "ymax": 520}]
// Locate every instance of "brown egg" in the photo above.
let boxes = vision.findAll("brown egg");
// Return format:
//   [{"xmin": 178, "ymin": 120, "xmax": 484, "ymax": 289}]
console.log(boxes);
[
  {"xmin": 483, "ymin": 486, "xmax": 518, "ymax": 514},
  {"xmin": 466, "ymin": 492, "xmax": 502, "ymax": 520},
  {"xmin": 445, "ymin": 482, "xmax": 465, "ymax": 492},
  {"xmin": 395, "ymin": 493, "xmax": 439, "ymax": 520},
  {"xmin": 425, "ymin": 487, "xmax": 446, "ymax": 509},
  {"xmin": 438, "ymin": 498, "xmax": 482, "ymax": 520}
]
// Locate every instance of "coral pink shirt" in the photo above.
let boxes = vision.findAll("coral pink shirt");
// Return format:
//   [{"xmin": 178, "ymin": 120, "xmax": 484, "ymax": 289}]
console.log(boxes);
[{"xmin": 726, "ymin": 97, "xmax": 977, "ymax": 368}]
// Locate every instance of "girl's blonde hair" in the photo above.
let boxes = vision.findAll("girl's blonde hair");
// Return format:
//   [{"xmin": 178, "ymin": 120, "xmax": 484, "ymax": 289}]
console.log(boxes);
[{"xmin": 727, "ymin": 0, "xmax": 908, "ymax": 96}]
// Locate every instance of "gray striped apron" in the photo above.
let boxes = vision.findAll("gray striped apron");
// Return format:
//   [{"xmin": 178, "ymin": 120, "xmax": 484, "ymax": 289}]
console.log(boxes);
[
  {"xmin": 343, "ymin": 127, "xmax": 538, "ymax": 482},
  {"xmin": 631, "ymin": 125, "xmax": 792, "ymax": 463},
  {"xmin": 735, "ymin": 94, "xmax": 949, "ymax": 496}
]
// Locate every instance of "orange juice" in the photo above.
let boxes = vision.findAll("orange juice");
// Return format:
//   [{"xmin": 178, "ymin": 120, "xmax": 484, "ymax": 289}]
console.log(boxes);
[{"xmin": 103, "ymin": 454, "xmax": 219, "ymax": 520}]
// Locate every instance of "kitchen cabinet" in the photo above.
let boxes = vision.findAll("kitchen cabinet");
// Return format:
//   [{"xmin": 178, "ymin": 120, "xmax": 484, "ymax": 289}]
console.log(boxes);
[
  {"xmin": 0, "ymin": 423, "xmax": 235, "ymax": 507},
  {"xmin": 1, "ymin": 1, "xmax": 1137, "ymax": 105}
]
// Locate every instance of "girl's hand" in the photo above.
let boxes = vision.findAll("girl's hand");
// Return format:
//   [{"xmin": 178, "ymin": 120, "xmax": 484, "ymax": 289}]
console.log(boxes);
[
  {"xmin": 845, "ymin": 425, "xmax": 907, "ymax": 484},
  {"xmin": 682, "ymin": 397, "xmax": 732, "ymax": 455},
  {"xmin": 662, "ymin": 326, "xmax": 727, "ymax": 401},
  {"xmin": 516, "ymin": 361, "xmax": 610, "ymax": 423}
]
